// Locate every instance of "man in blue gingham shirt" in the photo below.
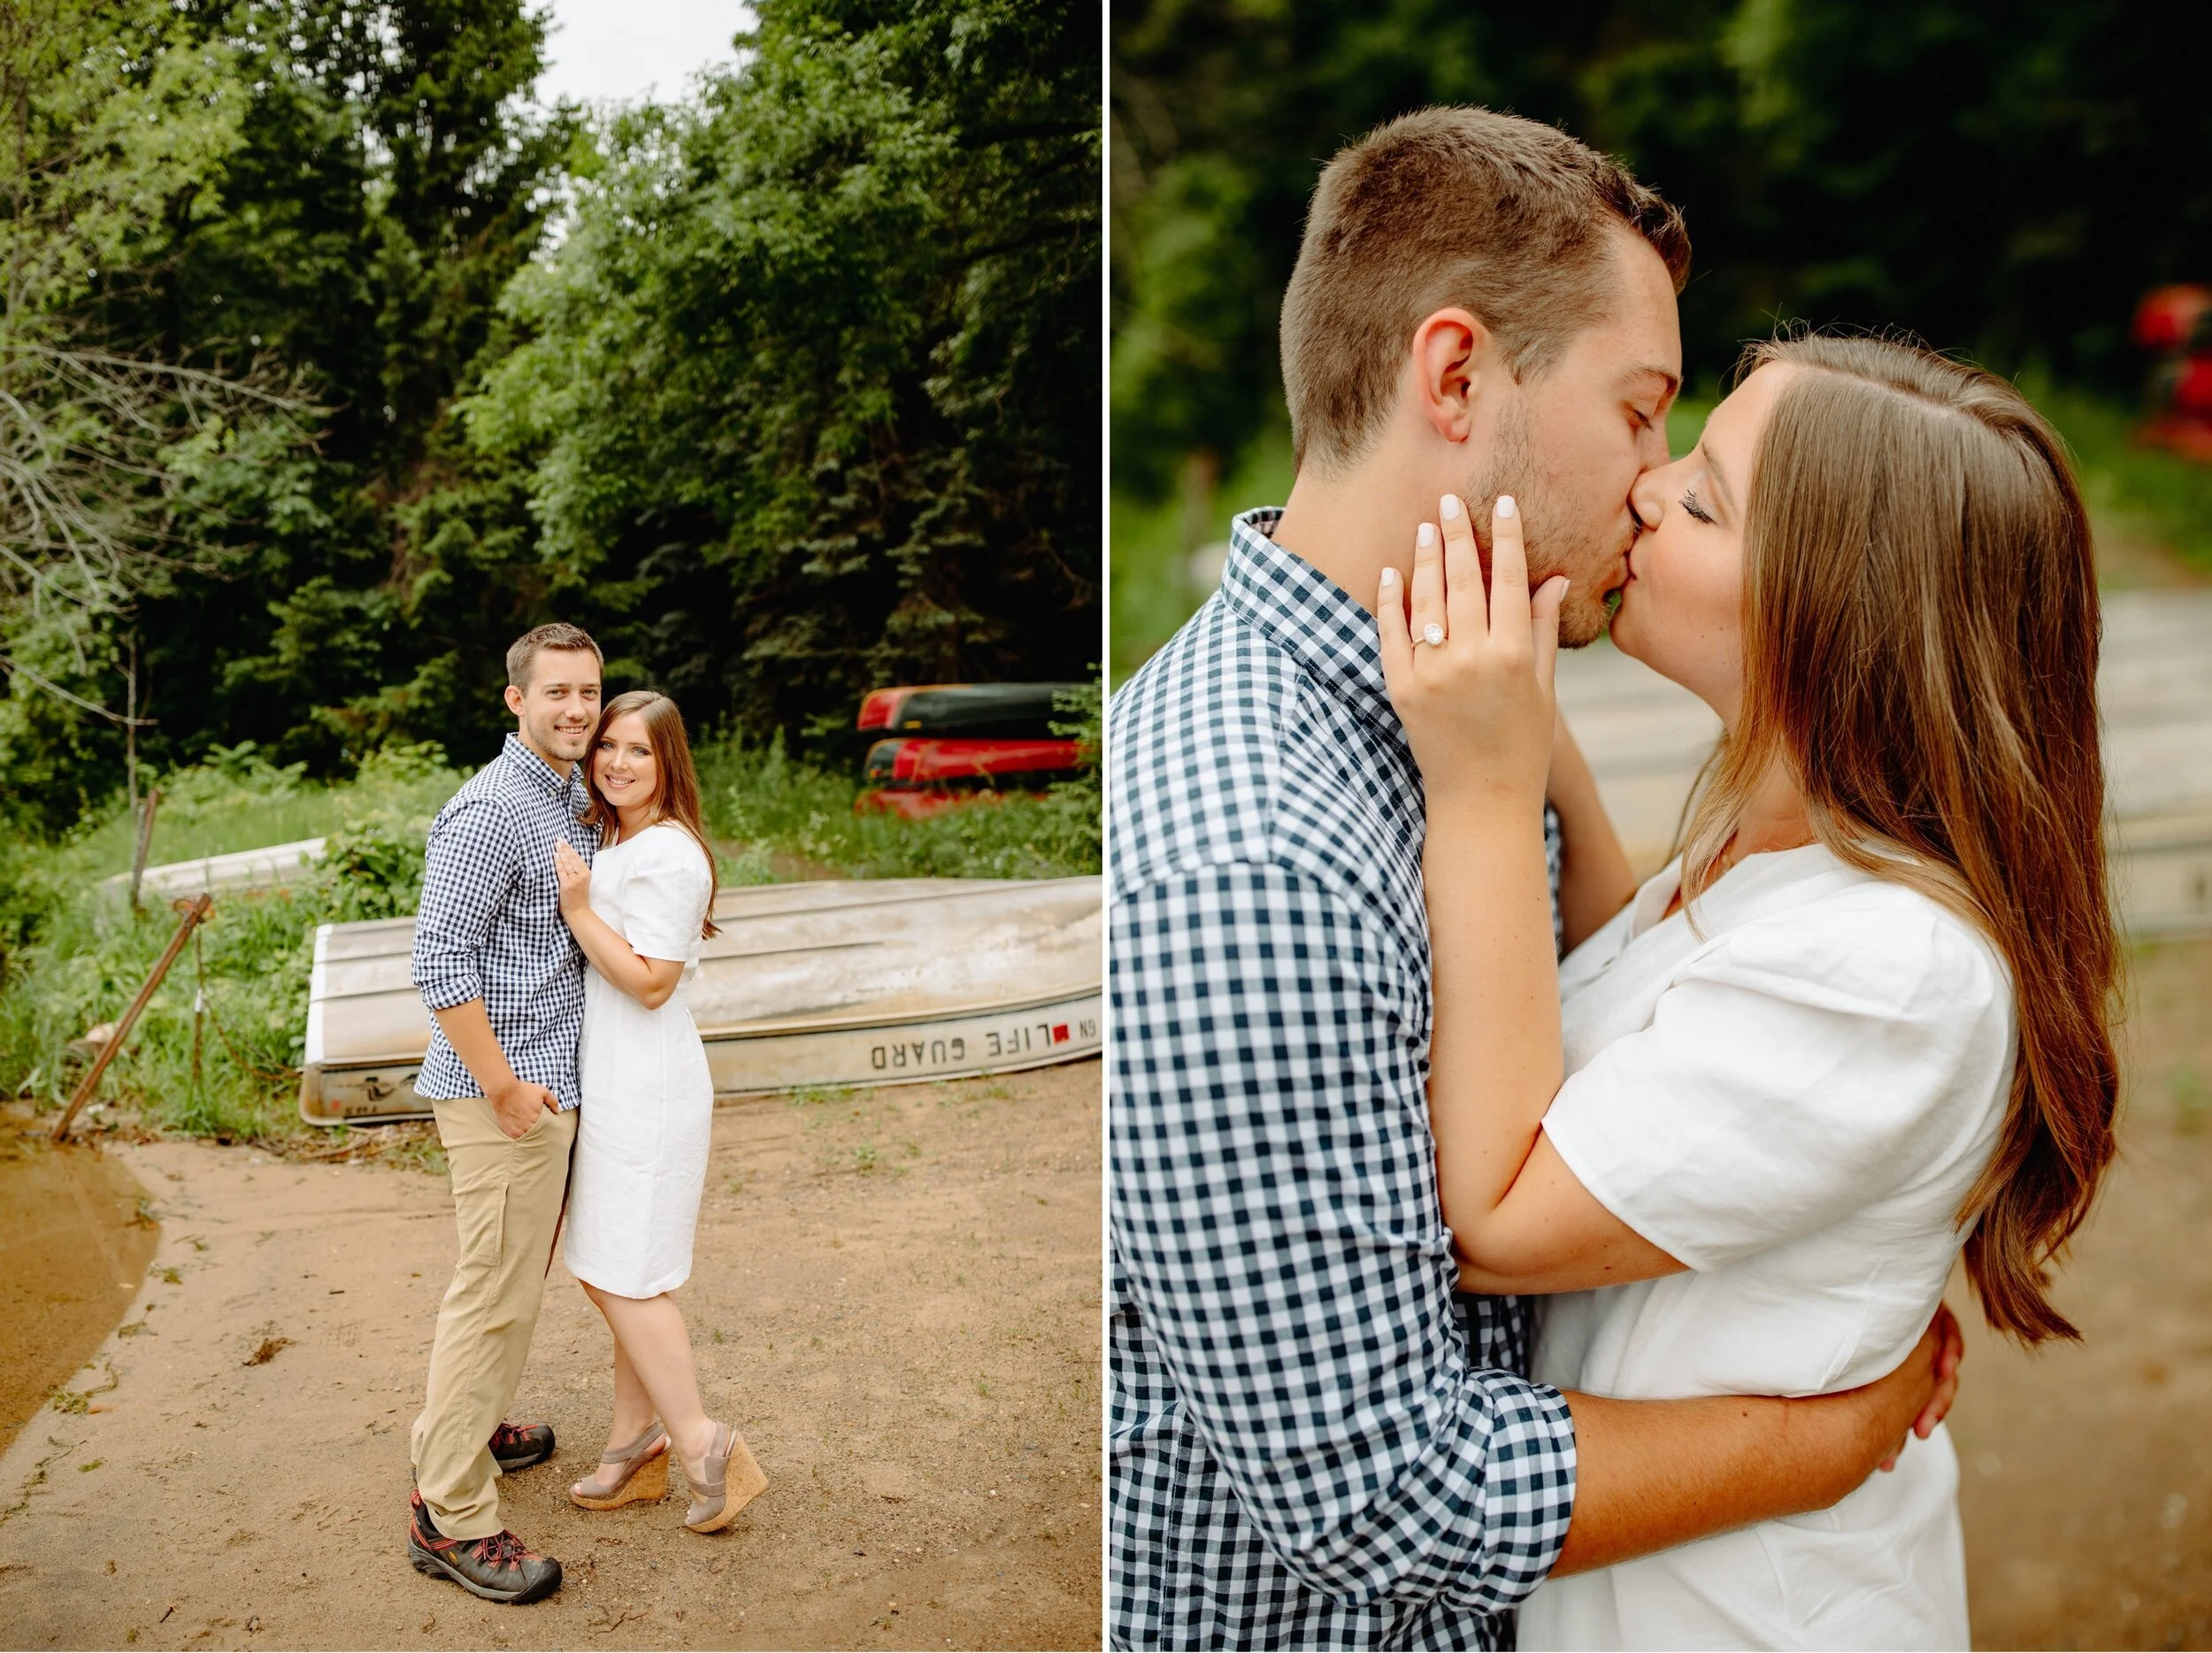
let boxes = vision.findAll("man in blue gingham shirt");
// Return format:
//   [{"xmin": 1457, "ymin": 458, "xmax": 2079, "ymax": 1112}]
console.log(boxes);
[
  {"xmin": 404, "ymin": 625, "xmax": 603, "ymax": 1605},
  {"xmin": 1110, "ymin": 512, "xmax": 1576, "ymax": 1649},
  {"xmin": 413, "ymin": 731, "xmax": 599, "ymax": 1108}
]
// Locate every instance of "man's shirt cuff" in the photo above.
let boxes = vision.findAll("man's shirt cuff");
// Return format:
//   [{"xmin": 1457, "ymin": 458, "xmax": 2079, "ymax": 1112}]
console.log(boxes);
[
  {"xmin": 415, "ymin": 967, "xmax": 484, "ymax": 1013},
  {"xmin": 1463, "ymin": 1369, "xmax": 1578, "ymax": 1610}
]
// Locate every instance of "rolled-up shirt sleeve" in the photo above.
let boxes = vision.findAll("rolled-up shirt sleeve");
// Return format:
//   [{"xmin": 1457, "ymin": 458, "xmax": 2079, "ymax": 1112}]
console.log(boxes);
[
  {"xmin": 411, "ymin": 796, "xmax": 520, "ymax": 1012},
  {"xmin": 1110, "ymin": 862, "xmax": 1578, "ymax": 1611}
]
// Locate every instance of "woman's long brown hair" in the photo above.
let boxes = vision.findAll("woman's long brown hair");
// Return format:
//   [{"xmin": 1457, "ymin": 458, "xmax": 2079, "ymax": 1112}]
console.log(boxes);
[
  {"xmin": 579, "ymin": 690, "xmax": 720, "ymax": 940},
  {"xmin": 1682, "ymin": 332, "xmax": 2118, "ymax": 1343}
]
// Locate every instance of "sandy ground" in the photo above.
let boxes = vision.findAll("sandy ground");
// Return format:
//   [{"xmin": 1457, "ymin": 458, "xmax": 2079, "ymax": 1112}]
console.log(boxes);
[
  {"xmin": 1947, "ymin": 936, "xmax": 2212, "ymax": 1650},
  {"xmin": 0, "ymin": 1062, "xmax": 1102, "ymax": 1651},
  {"xmin": 10, "ymin": 946, "xmax": 2212, "ymax": 1651}
]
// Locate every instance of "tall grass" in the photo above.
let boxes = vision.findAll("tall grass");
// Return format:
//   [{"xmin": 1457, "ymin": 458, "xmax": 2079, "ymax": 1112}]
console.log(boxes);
[
  {"xmin": 0, "ymin": 744, "xmax": 468, "ymax": 1140},
  {"xmin": 0, "ymin": 704, "xmax": 1101, "ymax": 1141},
  {"xmin": 1110, "ymin": 415, "xmax": 1296, "ymax": 682}
]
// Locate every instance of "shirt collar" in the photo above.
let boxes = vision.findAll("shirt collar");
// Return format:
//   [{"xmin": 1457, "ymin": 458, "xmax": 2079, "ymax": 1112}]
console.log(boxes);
[
  {"xmin": 1218, "ymin": 507, "xmax": 1402, "ymax": 741},
  {"xmin": 501, "ymin": 731, "xmax": 583, "ymax": 805}
]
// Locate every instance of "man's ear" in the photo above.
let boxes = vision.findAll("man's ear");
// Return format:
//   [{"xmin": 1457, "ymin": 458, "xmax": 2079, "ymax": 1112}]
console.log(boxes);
[
  {"xmin": 1409, "ymin": 307, "xmax": 1494, "ymax": 446},
  {"xmin": 503, "ymin": 683, "xmax": 526, "ymax": 719}
]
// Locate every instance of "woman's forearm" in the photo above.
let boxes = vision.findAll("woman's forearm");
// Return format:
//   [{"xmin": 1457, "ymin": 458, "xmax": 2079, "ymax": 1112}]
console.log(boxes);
[
  {"xmin": 562, "ymin": 902, "xmax": 682, "ymax": 1009},
  {"xmin": 1423, "ymin": 801, "xmax": 1564, "ymax": 1239},
  {"xmin": 1548, "ymin": 711, "xmax": 1638, "ymax": 951}
]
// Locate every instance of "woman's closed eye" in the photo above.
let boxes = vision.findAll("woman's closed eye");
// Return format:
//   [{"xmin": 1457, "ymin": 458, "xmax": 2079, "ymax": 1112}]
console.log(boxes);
[{"xmin": 1681, "ymin": 485, "xmax": 1716, "ymax": 525}]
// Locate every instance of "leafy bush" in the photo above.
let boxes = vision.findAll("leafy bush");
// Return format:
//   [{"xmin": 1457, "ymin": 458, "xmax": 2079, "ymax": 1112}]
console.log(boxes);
[
  {"xmin": 0, "ymin": 744, "xmax": 472, "ymax": 1139},
  {"xmin": 313, "ymin": 820, "xmax": 426, "ymax": 922}
]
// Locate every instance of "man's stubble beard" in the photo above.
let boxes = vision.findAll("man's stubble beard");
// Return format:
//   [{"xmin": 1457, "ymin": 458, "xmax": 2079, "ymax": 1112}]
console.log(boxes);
[
  {"xmin": 525, "ymin": 706, "xmax": 590, "ymax": 769},
  {"xmin": 1462, "ymin": 401, "xmax": 1618, "ymax": 650}
]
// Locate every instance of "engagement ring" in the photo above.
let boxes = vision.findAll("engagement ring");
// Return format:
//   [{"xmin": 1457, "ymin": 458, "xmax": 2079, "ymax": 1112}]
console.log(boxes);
[{"xmin": 1420, "ymin": 623, "xmax": 1445, "ymax": 648}]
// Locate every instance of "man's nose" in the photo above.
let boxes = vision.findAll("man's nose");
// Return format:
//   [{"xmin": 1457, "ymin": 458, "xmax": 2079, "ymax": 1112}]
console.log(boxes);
[{"xmin": 1629, "ymin": 478, "xmax": 1662, "ymax": 534}]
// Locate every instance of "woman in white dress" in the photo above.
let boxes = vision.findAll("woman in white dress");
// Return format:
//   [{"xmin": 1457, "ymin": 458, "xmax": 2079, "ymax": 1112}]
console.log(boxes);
[
  {"xmin": 550, "ymin": 689, "xmax": 768, "ymax": 1534},
  {"xmin": 1378, "ymin": 335, "xmax": 2119, "ymax": 1648}
]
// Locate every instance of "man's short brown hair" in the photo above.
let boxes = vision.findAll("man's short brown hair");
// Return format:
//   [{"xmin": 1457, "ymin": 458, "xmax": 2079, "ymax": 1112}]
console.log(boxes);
[
  {"xmin": 506, "ymin": 622, "xmax": 603, "ymax": 691},
  {"xmin": 1279, "ymin": 106, "xmax": 1691, "ymax": 473}
]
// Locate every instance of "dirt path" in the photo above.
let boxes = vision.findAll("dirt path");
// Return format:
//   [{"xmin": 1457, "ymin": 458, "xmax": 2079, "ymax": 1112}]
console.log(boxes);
[
  {"xmin": 0, "ymin": 1063, "xmax": 1102, "ymax": 1651},
  {"xmin": 1950, "ymin": 937, "xmax": 2212, "ymax": 1649}
]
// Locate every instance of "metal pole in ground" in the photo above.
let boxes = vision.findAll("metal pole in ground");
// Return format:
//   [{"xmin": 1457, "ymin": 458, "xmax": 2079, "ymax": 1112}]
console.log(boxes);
[
  {"xmin": 52, "ymin": 894, "xmax": 214, "ymax": 1143},
  {"xmin": 128, "ymin": 785, "xmax": 162, "ymax": 913}
]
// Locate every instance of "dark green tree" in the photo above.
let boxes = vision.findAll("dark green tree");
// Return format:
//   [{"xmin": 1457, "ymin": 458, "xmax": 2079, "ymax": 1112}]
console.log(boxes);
[
  {"xmin": 1111, "ymin": 0, "xmax": 2212, "ymax": 499},
  {"xmin": 468, "ymin": 0, "xmax": 1102, "ymax": 745},
  {"xmin": 0, "ymin": 0, "xmax": 320, "ymax": 833},
  {"xmin": 116, "ymin": 0, "xmax": 573, "ymax": 774},
  {"xmin": 2, "ymin": 0, "xmax": 1099, "ymax": 834}
]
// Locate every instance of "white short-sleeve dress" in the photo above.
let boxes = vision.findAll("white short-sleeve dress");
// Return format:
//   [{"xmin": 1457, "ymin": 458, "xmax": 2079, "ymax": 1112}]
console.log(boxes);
[
  {"xmin": 1514, "ymin": 843, "xmax": 2015, "ymax": 1652},
  {"xmin": 563, "ymin": 822, "xmax": 715, "ymax": 1299}
]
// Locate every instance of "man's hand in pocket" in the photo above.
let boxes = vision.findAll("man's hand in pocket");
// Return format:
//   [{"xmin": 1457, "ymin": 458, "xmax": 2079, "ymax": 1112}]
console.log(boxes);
[{"xmin": 491, "ymin": 1080, "xmax": 558, "ymax": 1140}]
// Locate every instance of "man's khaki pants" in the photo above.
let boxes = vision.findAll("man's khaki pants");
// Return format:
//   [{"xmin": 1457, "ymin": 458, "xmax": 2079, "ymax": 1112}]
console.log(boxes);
[{"xmin": 411, "ymin": 1096, "xmax": 577, "ymax": 1540}]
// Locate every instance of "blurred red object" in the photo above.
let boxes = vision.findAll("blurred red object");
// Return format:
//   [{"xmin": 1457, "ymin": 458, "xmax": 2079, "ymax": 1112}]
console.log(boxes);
[
  {"xmin": 853, "ymin": 735, "xmax": 1081, "ymax": 817},
  {"xmin": 2135, "ymin": 285, "xmax": 2212, "ymax": 462},
  {"xmin": 2132, "ymin": 285, "xmax": 2212, "ymax": 457},
  {"xmin": 854, "ymin": 682, "xmax": 1082, "ymax": 736},
  {"xmin": 855, "ymin": 684, "xmax": 956, "ymax": 732},
  {"xmin": 850, "ymin": 684, "xmax": 1088, "ymax": 819},
  {"xmin": 2173, "ymin": 357, "xmax": 2212, "ymax": 418},
  {"xmin": 2132, "ymin": 286, "xmax": 2212, "ymax": 351},
  {"xmin": 864, "ymin": 737, "xmax": 1080, "ymax": 786}
]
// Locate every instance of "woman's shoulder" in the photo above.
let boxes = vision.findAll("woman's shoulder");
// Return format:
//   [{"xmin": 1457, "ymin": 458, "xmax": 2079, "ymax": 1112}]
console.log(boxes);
[
  {"xmin": 641, "ymin": 820, "xmax": 713, "ymax": 873},
  {"xmin": 1716, "ymin": 857, "xmax": 2011, "ymax": 1021}
]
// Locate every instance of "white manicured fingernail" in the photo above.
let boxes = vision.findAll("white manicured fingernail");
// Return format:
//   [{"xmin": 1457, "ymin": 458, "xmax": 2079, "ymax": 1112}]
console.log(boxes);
[
  {"xmin": 1440, "ymin": 495, "xmax": 1462, "ymax": 520},
  {"xmin": 1416, "ymin": 522, "xmax": 1437, "ymax": 548},
  {"xmin": 1496, "ymin": 495, "xmax": 1517, "ymax": 519},
  {"xmin": 1379, "ymin": 566, "xmax": 1398, "ymax": 589}
]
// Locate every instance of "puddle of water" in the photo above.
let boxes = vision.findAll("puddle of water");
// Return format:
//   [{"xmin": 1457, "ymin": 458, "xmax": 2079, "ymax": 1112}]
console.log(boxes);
[{"xmin": 0, "ymin": 1121, "xmax": 160, "ymax": 1456}]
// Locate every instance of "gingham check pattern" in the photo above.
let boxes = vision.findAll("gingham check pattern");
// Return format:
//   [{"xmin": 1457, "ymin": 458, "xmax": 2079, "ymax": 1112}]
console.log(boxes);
[
  {"xmin": 411, "ymin": 732, "xmax": 599, "ymax": 1110},
  {"xmin": 1108, "ymin": 510, "xmax": 1577, "ymax": 1649}
]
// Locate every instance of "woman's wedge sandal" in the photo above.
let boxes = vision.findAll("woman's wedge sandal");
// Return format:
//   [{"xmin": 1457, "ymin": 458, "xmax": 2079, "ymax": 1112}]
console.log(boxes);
[
  {"xmin": 683, "ymin": 1421, "xmax": 769, "ymax": 1534},
  {"xmin": 569, "ymin": 1421, "xmax": 671, "ymax": 1510}
]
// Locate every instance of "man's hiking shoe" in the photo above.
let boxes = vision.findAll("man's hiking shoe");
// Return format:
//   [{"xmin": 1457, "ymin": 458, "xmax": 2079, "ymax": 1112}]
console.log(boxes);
[
  {"xmin": 407, "ymin": 1490, "xmax": 562, "ymax": 1604},
  {"xmin": 490, "ymin": 1420, "xmax": 556, "ymax": 1473}
]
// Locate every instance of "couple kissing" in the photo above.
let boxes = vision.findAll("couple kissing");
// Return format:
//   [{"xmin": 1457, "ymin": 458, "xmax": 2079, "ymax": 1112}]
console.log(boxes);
[{"xmin": 1108, "ymin": 107, "xmax": 2117, "ymax": 1649}]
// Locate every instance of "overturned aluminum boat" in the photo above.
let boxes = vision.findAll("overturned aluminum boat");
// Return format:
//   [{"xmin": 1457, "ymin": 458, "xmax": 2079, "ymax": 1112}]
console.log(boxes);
[
  {"xmin": 300, "ymin": 876, "xmax": 1101, "ymax": 1126},
  {"xmin": 100, "ymin": 835, "xmax": 326, "ymax": 900}
]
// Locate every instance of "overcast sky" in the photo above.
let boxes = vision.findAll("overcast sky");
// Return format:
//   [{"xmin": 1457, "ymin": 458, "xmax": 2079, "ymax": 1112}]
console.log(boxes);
[{"xmin": 534, "ymin": 0, "xmax": 756, "ymax": 106}]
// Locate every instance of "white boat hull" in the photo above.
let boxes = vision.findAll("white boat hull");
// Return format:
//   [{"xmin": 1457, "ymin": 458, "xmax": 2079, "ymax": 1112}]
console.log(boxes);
[
  {"xmin": 299, "ymin": 876, "xmax": 1102, "ymax": 1126},
  {"xmin": 102, "ymin": 836, "xmax": 326, "ymax": 900}
]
